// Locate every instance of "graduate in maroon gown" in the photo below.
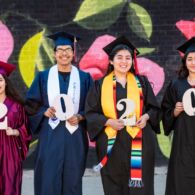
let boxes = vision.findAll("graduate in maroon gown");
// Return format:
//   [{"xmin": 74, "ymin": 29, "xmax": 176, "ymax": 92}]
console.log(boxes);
[{"xmin": 0, "ymin": 61, "xmax": 31, "ymax": 195}]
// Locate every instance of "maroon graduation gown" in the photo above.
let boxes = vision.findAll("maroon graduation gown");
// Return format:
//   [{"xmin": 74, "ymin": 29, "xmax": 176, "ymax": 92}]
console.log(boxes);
[{"xmin": 0, "ymin": 97, "xmax": 31, "ymax": 195}]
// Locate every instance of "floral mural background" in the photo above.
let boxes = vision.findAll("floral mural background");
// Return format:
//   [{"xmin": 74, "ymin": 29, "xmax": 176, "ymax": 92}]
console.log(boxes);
[{"xmin": 0, "ymin": 0, "xmax": 194, "ymax": 168}]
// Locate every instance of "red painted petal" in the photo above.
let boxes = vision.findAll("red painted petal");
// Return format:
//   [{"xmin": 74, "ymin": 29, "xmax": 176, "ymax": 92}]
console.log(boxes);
[
  {"xmin": 137, "ymin": 57, "xmax": 165, "ymax": 95},
  {"xmin": 176, "ymin": 20, "xmax": 195, "ymax": 39},
  {"xmin": 0, "ymin": 21, "xmax": 14, "ymax": 62},
  {"xmin": 80, "ymin": 35, "xmax": 116, "ymax": 80}
]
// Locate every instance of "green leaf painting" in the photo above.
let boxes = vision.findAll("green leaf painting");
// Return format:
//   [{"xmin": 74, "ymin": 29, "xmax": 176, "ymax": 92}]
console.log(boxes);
[
  {"xmin": 138, "ymin": 47, "xmax": 155, "ymax": 55},
  {"xmin": 19, "ymin": 30, "xmax": 54, "ymax": 87},
  {"xmin": 74, "ymin": 0, "xmax": 126, "ymax": 29},
  {"xmin": 36, "ymin": 32, "xmax": 55, "ymax": 71},
  {"xmin": 127, "ymin": 3, "xmax": 152, "ymax": 41}
]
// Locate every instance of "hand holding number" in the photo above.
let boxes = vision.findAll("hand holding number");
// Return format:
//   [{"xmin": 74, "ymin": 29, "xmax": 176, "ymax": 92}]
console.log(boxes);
[
  {"xmin": 44, "ymin": 107, "xmax": 56, "ymax": 118},
  {"xmin": 173, "ymin": 102, "xmax": 184, "ymax": 117},
  {"xmin": 67, "ymin": 114, "xmax": 83, "ymax": 126},
  {"xmin": 105, "ymin": 119, "xmax": 124, "ymax": 131},
  {"xmin": 136, "ymin": 113, "xmax": 149, "ymax": 129},
  {"xmin": 6, "ymin": 127, "xmax": 20, "ymax": 136}
]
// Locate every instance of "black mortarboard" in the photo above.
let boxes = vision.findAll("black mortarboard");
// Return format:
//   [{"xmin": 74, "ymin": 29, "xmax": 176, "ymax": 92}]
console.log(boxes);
[
  {"xmin": 103, "ymin": 36, "xmax": 140, "ymax": 74},
  {"xmin": 0, "ymin": 61, "xmax": 15, "ymax": 76},
  {"xmin": 47, "ymin": 31, "xmax": 80, "ymax": 48},
  {"xmin": 177, "ymin": 37, "xmax": 195, "ymax": 54},
  {"xmin": 103, "ymin": 36, "xmax": 139, "ymax": 56}
]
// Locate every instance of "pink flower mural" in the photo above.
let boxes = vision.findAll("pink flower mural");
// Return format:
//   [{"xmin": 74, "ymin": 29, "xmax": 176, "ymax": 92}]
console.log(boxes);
[
  {"xmin": 176, "ymin": 20, "xmax": 195, "ymax": 57},
  {"xmin": 80, "ymin": 35, "xmax": 165, "ymax": 95},
  {"xmin": 137, "ymin": 57, "xmax": 164, "ymax": 95},
  {"xmin": 0, "ymin": 21, "xmax": 14, "ymax": 62},
  {"xmin": 176, "ymin": 20, "xmax": 195, "ymax": 39},
  {"xmin": 80, "ymin": 35, "xmax": 116, "ymax": 80}
]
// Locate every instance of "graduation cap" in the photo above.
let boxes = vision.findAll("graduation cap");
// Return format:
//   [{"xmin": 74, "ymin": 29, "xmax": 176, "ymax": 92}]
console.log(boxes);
[
  {"xmin": 47, "ymin": 31, "xmax": 80, "ymax": 63},
  {"xmin": 103, "ymin": 36, "xmax": 140, "ymax": 74},
  {"xmin": 177, "ymin": 37, "xmax": 195, "ymax": 54},
  {"xmin": 103, "ymin": 36, "xmax": 139, "ymax": 55},
  {"xmin": 0, "ymin": 61, "xmax": 16, "ymax": 76}
]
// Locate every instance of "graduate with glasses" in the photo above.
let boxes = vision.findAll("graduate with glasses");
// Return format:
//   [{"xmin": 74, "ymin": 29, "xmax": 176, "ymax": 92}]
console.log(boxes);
[{"xmin": 25, "ymin": 32, "xmax": 92, "ymax": 195}]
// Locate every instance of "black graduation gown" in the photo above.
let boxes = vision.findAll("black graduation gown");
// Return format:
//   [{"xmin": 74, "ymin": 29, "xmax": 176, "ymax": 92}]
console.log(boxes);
[
  {"xmin": 162, "ymin": 78, "xmax": 195, "ymax": 195},
  {"xmin": 25, "ymin": 67, "xmax": 92, "ymax": 195},
  {"xmin": 85, "ymin": 75, "xmax": 160, "ymax": 195}
]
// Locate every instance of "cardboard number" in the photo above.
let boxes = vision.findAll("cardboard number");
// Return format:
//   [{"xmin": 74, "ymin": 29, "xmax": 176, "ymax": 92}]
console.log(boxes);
[
  {"xmin": 52, "ymin": 94, "xmax": 74, "ymax": 121},
  {"xmin": 0, "ymin": 103, "xmax": 8, "ymax": 130},
  {"xmin": 117, "ymin": 99, "xmax": 136, "ymax": 126},
  {"xmin": 117, "ymin": 99, "xmax": 135, "ymax": 119},
  {"xmin": 182, "ymin": 88, "xmax": 195, "ymax": 116}
]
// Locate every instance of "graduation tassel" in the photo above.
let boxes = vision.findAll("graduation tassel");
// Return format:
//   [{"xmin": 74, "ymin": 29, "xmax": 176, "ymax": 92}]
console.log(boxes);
[
  {"xmin": 134, "ymin": 49, "xmax": 139, "ymax": 75},
  {"xmin": 129, "ymin": 180, "xmax": 144, "ymax": 188},
  {"xmin": 74, "ymin": 36, "xmax": 77, "ymax": 64}
]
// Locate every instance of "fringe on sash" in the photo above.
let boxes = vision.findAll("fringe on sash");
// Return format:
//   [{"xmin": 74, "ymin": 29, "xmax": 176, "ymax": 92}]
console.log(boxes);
[{"xmin": 129, "ymin": 179, "xmax": 144, "ymax": 188}]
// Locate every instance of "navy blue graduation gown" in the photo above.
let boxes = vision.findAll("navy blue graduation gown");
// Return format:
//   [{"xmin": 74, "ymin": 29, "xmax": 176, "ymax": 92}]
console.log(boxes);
[
  {"xmin": 162, "ymin": 78, "xmax": 195, "ymax": 195},
  {"xmin": 25, "ymin": 66, "xmax": 92, "ymax": 195}
]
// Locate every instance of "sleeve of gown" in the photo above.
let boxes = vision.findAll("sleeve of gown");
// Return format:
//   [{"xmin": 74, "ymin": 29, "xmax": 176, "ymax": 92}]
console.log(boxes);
[
  {"xmin": 25, "ymin": 72, "xmax": 47, "ymax": 134},
  {"xmin": 16, "ymin": 104, "xmax": 32, "ymax": 161},
  {"xmin": 161, "ymin": 81, "xmax": 176, "ymax": 135},
  {"xmin": 85, "ymin": 80, "xmax": 108, "ymax": 141},
  {"xmin": 142, "ymin": 76, "xmax": 161, "ymax": 134},
  {"xmin": 78, "ymin": 72, "xmax": 93, "ymax": 117}
]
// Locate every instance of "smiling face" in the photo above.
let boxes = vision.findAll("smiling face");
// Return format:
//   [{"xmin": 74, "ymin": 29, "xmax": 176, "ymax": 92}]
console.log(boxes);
[
  {"xmin": 0, "ymin": 74, "xmax": 6, "ymax": 96},
  {"xmin": 54, "ymin": 45, "xmax": 74, "ymax": 68},
  {"xmin": 110, "ymin": 49, "xmax": 133, "ymax": 75},
  {"xmin": 186, "ymin": 52, "xmax": 195, "ymax": 74}
]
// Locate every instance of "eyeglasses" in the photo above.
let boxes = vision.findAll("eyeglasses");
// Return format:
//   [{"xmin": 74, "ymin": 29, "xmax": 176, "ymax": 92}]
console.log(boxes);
[{"xmin": 56, "ymin": 47, "xmax": 73, "ymax": 54}]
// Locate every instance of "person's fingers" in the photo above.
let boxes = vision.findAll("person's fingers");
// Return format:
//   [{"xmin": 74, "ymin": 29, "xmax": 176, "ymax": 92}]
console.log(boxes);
[
  {"xmin": 68, "ymin": 116, "xmax": 77, "ymax": 123},
  {"xmin": 68, "ymin": 120, "xmax": 78, "ymax": 126},
  {"xmin": 50, "ymin": 107, "xmax": 56, "ymax": 112}
]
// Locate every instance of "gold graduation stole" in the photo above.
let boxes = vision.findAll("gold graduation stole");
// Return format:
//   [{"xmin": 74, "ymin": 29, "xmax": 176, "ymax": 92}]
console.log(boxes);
[{"xmin": 101, "ymin": 71, "xmax": 141, "ymax": 139}]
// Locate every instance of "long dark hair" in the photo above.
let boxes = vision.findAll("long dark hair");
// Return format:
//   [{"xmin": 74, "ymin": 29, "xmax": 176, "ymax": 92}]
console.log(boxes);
[
  {"xmin": 178, "ymin": 51, "xmax": 191, "ymax": 78},
  {"xmin": 3, "ymin": 74, "xmax": 24, "ymax": 105},
  {"xmin": 106, "ymin": 44, "xmax": 135, "ymax": 75}
]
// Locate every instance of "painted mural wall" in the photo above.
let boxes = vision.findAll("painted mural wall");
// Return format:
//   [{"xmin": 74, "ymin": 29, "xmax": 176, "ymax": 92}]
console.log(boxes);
[{"xmin": 0, "ymin": 0, "xmax": 194, "ymax": 168}]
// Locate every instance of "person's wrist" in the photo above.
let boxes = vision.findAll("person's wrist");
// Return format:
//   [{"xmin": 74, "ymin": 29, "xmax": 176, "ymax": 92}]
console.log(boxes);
[
  {"xmin": 105, "ymin": 119, "xmax": 112, "ymax": 126},
  {"xmin": 173, "ymin": 108, "xmax": 178, "ymax": 117},
  {"xmin": 145, "ymin": 113, "xmax": 149, "ymax": 121},
  {"xmin": 76, "ymin": 114, "xmax": 82, "ymax": 121},
  {"xmin": 14, "ymin": 129, "xmax": 19, "ymax": 136}
]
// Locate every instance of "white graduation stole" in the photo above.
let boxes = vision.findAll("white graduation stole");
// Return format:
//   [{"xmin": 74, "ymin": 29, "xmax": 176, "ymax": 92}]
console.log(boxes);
[{"xmin": 47, "ymin": 65, "xmax": 80, "ymax": 133}]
